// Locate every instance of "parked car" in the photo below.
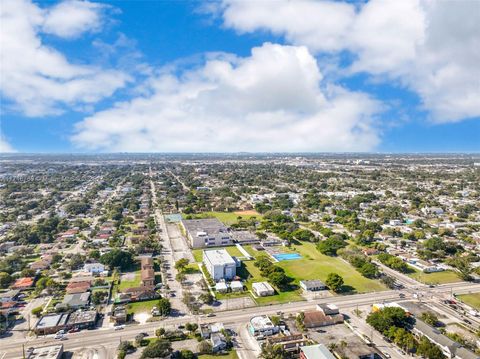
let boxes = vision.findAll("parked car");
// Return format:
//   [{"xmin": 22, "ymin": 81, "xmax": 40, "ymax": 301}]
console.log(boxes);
[{"xmin": 114, "ymin": 325, "xmax": 125, "ymax": 330}]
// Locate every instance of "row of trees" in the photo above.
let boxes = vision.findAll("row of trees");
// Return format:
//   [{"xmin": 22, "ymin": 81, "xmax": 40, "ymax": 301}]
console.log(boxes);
[{"xmin": 366, "ymin": 307, "xmax": 445, "ymax": 358}]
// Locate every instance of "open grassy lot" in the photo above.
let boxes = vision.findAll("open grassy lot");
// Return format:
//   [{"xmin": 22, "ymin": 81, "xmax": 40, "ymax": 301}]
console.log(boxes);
[
  {"xmin": 278, "ymin": 241, "xmax": 387, "ymax": 294},
  {"xmin": 458, "ymin": 293, "xmax": 480, "ymax": 310},
  {"xmin": 126, "ymin": 299, "xmax": 159, "ymax": 315},
  {"xmin": 188, "ymin": 211, "xmax": 262, "ymax": 226},
  {"xmin": 192, "ymin": 246, "xmax": 245, "ymax": 262},
  {"xmin": 198, "ymin": 351, "xmax": 238, "ymax": 359},
  {"xmin": 408, "ymin": 269, "xmax": 461, "ymax": 285},
  {"xmin": 237, "ymin": 258, "xmax": 304, "ymax": 304},
  {"xmin": 117, "ymin": 268, "xmax": 142, "ymax": 291}
]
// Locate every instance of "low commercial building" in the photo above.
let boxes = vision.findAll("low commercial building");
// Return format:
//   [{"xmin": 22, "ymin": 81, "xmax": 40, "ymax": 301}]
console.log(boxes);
[
  {"xmin": 299, "ymin": 279, "xmax": 326, "ymax": 292},
  {"xmin": 35, "ymin": 313, "xmax": 70, "ymax": 335},
  {"xmin": 252, "ymin": 282, "xmax": 275, "ymax": 297},
  {"xmin": 266, "ymin": 334, "xmax": 309, "ymax": 356},
  {"xmin": 248, "ymin": 315, "xmax": 279, "ymax": 338},
  {"xmin": 230, "ymin": 280, "xmax": 244, "ymax": 292},
  {"xmin": 203, "ymin": 249, "xmax": 236, "ymax": 281},
  {"xmin": 300, "ymin": 344, "xmax": 336, "ymax": 359},
  {"xmin": 27, "ymin": 345, "xmax": 63, "ymax": 359},
  {"xmin": 182, "ymin": 218, "xmax": 232, "ymax": 248},
  {"xmin": 301, "ymin": 304, "xmax": 344, "ymax": 328},
  {"xmin": 66, "ymin": 310, "xmax": 97, "ymax": 330}
]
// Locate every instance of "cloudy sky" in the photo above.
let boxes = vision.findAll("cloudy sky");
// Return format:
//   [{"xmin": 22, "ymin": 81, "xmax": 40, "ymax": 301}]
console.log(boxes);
[{"xmin": 1, "ymin": 0, "xmax": 479, "ymax": 153}]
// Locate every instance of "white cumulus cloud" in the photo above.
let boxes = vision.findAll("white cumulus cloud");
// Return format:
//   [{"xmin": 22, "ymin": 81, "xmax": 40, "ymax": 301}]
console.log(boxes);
[
  {"xmin": 0, "ymin": 0, "xmax": 129, "ymax": 116},
  {"xmin": 219, "ymin": 0, "xmax": 480, "ymax": 123},
  {"xmin": 0, "ymin": 136, "xmax": 16, "ymax": 153},
  {"xmin": 72, "ymin": 43, "xmax": 381, "ymax": 152}
]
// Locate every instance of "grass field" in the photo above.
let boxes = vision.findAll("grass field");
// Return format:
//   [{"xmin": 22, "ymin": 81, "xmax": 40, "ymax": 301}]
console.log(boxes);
[
  {"xmin": 188, "ymin": 211, "xmax": 262, "ymax": 226},
  {"xmin": 192, "ymin": 245, "xmax": 245, "ymax": 262},
  {"xmin": 126, "ymin": 299, "xmax": 159, "ymax": 314},
  {"xmin": 458, "ymin": 293, "xmax": 480, "ymax": 310},
  {"xmin": 408, "ymin": 269, "xmax": 461, "ymax": 285},
  {"xmin": 278, "ymin": 242, "xmax": 387, "ymax": 294},
  {"xmin": 117, "ymin": 269, "xmax": 141, "ymax": 291},
  {"xmin": 198, "ymin": 351, "xmax": 238, "ymax": 359},
  {"xmin": 237, "ymin": 257, "xmax": 304, "ymax": 304}
]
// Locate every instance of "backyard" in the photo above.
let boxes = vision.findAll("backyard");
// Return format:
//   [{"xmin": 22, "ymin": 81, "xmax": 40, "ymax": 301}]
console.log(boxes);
[{"xmin": 117, "ymin": 268, "xmax": 142, "ymax": 291}]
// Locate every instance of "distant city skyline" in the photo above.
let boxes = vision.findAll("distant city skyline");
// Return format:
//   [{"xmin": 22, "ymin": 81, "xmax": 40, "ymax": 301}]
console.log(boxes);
[{"xmin": 1, "ymin": 0, "xmax": 479, "ymax": 153}]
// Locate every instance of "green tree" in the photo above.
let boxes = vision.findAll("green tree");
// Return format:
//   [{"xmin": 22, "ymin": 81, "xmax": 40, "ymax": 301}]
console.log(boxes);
[
  {"xmin": 31, "ymin": 306, "xmax": 43, "ymax": 318},
  {"xmin": 317, "ymin": 236, "xmax": 347, "ymax": 256},
  {"xmin": 157, "ymin": 298, "xmax": 171, "ymax": 316},
  {"xmin": 0, "ymin": 272, "xmax": 12, "ymax": 289},
  {"xmin": 100, "ymin": 249, "xmax": 134, "ymax": 270},
  {"xmin": 141, "ymin": 339, "xmax": 172, "ymax": 358},
  {"xmin": 179, "ymin": 350, "xmax": 195, "ymax": 359},
  {"xmin": 174, "ymin": 258, "xmax": 190, "ymax": 272},
  {"xmin": 260, "ymin": 344, "xmax": 289, "ymax": 359},
  {"xmin": 421, "ymin": 312, "xmax": 439, "ymax": 327},
  {"xmin": 366, "ymin": 307, "xmax": 409, "ymax": 334},
  {"xmin": 325, "ymin": 273, "xmax": 344, "ymax": 292},
  {"xmin": 197, "ymin": 340, "xmax": 213, "ymax": 355}
]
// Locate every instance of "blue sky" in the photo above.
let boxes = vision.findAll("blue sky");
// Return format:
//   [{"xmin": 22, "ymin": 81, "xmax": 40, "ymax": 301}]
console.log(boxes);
[{"xmin": 1, "ymin": 0, "xmax": 479, "ymax": 153}]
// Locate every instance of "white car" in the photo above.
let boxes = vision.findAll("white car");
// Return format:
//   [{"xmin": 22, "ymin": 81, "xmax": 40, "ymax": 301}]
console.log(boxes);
[{"xmin": 114, "ymin": 325, "xmax": 125, "ymax": 330}]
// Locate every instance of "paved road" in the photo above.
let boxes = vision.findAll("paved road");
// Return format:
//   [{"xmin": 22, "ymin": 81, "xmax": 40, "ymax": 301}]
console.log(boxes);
[{"xmin": 2, "ymin": 283, "xmax": 480, "ymax": 358}]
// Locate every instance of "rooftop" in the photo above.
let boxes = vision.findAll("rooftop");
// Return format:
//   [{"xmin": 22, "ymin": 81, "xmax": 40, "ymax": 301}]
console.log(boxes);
[
  {"xmin": 203, "ymin": 249, "xmax": 235, "ymax": 266},
  {"xmin": 250, "ymin": 315, "xmax": 275, "ymax": 330}
]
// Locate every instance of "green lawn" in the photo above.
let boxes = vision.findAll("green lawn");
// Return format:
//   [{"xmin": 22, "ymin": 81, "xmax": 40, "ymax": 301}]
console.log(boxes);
[
  {"xmin": 117, "ymin": 269, "xmax": 142, "ymax": 291},
  {"xmin": 237, "ymin": 258, "xmax": 304, "ymax": 304},
  {"xmin": 126, "ymin": 299, "xmax": 159, "ymax": 314},
  {"xmin": 198, "ymin": 351, "xmax": 238, "ymax": 359},
  {"xmin": 458, "ymin": 293, "xmax": 480, "ymax": 310},
  {"xmin": 193, "ymin": 246, "xmax": 245, "ymax": 263},
  {"xmin": 408, "ymin": 269, "xmax": 461, "ymax": 285},
  {"xmin": 187, "ymin": 211, "xmax": 262, "ymax": 226},
  {"xmin": 278, "ymin": 242, "xmax": 387, "ymax": 294}
]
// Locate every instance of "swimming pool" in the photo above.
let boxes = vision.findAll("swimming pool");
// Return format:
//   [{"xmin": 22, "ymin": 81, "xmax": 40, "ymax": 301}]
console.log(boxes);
[{"xmin": 272, "ymin": 253, "xmax": 302, "ymax": 261}]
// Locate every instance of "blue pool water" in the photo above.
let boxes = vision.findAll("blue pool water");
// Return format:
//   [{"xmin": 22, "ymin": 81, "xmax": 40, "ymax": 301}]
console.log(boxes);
[{"xmin": 273, "ymin": 253, "xmax": 302, "ymax": 261}]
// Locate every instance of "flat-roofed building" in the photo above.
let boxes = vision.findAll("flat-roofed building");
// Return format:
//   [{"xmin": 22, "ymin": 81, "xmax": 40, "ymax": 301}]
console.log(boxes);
[
  {"xmin": 252, "ymin": 282, "xmax": 275, "ymax": 297},
  {"xmin": 300, "ymin": 279, "xmax": 326, "ymax": 291},
  {"xmin": 300, "ymin": 344, "xmax": 336, "ymax": 359},
  {"xmin": 182, "ymin": 218, "xmax": 232, "ymax": 248},
  {"xmin": 203, "ymin": 249, "xmax": 236, "ymax": 281},
  {"xmin": 248, "ymin": 315, "xmax": 279, "ymax": 338},
  {"xmin": 35, "ymin": 313, "xmax": 69, "ymax": 335},
  {"xmin": 66, "ymin": 310, "xmax": 97, "ymax": 329},
  {"xmin": 27, "ymin": 345, "xmax": 63, "ymax": 359}
]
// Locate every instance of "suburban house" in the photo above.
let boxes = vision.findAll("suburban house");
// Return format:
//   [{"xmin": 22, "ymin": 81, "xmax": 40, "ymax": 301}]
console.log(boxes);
[
  {"xmin": 140, "ymin": 257, "xmax": 155, "ymax": 287},
  {"xmin": 11, "ymin": 277, "xmax": 34, "ymax": 290},
  {"xmin": 83, "ymin": 262, "xmax": 105, "ymax": 274}
]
